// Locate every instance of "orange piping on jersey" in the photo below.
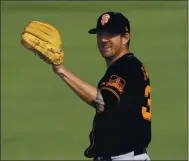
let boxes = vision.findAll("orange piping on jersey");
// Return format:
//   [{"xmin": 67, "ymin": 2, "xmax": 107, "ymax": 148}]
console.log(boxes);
[
  {"xmin": 145, "ymin": 85, "xmax": 151, "ymax": 97},
  {"xmin": 101, "ymin": 87, "xmax": 120, "ymax": 102},
  {"xmin": 141, "ymin": 65, "xmax": 149, "ymax": 81}
]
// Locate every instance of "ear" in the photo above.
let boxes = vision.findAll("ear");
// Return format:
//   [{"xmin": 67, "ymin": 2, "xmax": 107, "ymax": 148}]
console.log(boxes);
[{"xmin": 122, "ymin": 33, "xmax": 130, "ymax": 45}]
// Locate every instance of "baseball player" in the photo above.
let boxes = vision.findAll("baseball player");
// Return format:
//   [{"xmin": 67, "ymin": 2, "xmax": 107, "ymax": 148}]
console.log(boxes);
[{"xmin": 21, "ymin": 11, "xmax": 152, "ymax": 161}]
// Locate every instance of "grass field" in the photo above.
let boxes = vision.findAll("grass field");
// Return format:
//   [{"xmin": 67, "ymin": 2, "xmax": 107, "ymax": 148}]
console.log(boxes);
[{"xmin": 1, "ymin": 1, "xmax": 187, "ymax": 160}]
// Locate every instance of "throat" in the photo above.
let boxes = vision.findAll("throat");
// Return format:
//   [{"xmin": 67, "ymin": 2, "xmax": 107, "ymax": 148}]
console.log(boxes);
[{"xmin": 106, "ymin": 50, "xmax": 130, "ymax": 68}]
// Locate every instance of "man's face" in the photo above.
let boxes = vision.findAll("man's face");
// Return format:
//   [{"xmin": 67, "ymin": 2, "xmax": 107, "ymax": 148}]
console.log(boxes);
[{"xmin": 97, "ymin": 31, "xmax": 128, "ymax": 59}]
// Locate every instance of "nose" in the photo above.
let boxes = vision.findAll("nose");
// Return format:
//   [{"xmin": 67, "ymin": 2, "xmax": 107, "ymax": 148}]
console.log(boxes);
[{"xmin": 101, "ymin": 36, "xmax": 108, "ymax": 43}]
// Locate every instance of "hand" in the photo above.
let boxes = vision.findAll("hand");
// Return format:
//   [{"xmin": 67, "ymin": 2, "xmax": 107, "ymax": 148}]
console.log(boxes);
[{"xmin": 21, "ymin": 21, "xmax": 64, "ymax": 65}]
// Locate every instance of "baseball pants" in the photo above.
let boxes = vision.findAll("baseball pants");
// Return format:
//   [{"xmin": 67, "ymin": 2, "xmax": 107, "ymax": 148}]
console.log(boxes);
[{"xmin": 93, "ymin": 150, "xmax": 150, "ymax": 161}]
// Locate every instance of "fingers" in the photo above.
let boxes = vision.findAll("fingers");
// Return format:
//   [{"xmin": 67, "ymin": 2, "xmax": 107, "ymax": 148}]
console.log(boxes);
[
  {"xmin": 21, "ymin": 32, "xmax": 46, "ymax": 51},
  {"xmin": 29, "ymin": 21, "xmax": 61, "ymax": 37},
  {"xmin": 48, "ymin": 48, "xmax": 61, "ymax": 53},
  {"xmin": 24, "ymin": 21, "xmax": 62, "ymax": 46},
  {"xmin": 21, "ymin": 21, "xmax": 64, "ymax": 65}
]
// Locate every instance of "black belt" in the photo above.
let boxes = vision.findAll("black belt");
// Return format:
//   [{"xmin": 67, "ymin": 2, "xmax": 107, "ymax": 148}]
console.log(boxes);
[{"xmin": 93, "ymin": 148, "xmax": 147, "ymax": 161}]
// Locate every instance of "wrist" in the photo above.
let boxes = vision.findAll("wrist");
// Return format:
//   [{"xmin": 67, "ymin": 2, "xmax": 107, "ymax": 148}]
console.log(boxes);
[{"xmin": 52, "ymin": 63, "xmax": 65, "ymax": 78}]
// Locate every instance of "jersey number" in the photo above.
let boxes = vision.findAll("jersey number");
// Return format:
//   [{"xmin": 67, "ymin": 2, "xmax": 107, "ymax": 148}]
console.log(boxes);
[{"xmin": 142, "ymin": 85, "xmax": 152, "ymax": 121}]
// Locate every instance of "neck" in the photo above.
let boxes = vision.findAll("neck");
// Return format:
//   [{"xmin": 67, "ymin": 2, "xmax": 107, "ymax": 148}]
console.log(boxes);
[{"xmin": 106, "ymin": 49, "xmax": 130, "ymax": 68}]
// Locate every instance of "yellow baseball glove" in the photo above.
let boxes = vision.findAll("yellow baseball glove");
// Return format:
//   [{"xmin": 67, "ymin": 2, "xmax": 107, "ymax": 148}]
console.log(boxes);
[{"xmin": 21, "ymin": 21, "xmax": 64, "ymax": 65}]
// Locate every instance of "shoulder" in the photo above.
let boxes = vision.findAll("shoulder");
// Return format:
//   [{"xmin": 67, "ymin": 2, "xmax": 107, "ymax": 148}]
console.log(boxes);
[
  {"xmin": 106, "ymin": 53, "xmax": 149, "ymax": 80},
  {"xmin": 113, "ymin": 53, "xmax": 143, "ymax": 68},
  {"xmin": 125, "ymin": 53, "xmax": 149, "ymax": 72},
  {"xmin": 122, "ymin": 53, "xmax": 149, "ymax": 82},
  {"xmin": 127, "ymin": 54, "xmax": 150, "ymax": 82},
  {"xmin": 125, "ymin": 53, "xmax": 143, "ymax": 68},
  {"xmin": 114, "ymin": 53, "xmax": 145, "ymax": 73}
]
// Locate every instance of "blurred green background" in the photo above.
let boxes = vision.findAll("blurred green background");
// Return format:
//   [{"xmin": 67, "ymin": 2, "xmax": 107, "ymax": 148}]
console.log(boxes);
[{"xmin": 1, "ymin": 1, "xmax": 187, "ymax": 160}]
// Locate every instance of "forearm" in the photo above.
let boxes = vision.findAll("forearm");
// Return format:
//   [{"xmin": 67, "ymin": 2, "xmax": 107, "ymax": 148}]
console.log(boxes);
[{"xmin": 52, "ymin": 64, "xmax": 100, "ymax": 106}]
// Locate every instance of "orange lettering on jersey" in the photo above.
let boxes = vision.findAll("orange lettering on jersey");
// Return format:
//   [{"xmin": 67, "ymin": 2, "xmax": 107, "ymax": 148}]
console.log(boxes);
[
  {"xmin": 142, "ymin": 85, "xmax": 152, "ymax": 121},
  {"xmin": 106, "ymin": 75, "xmax": 126, "ymax": 94},
  {"xmin": 141, "ymin": 65, "xmax": 148, "ymax": 81},
  {"xmin": 142, "ymin": 106, "xmax": 152, "ymax": 121}
]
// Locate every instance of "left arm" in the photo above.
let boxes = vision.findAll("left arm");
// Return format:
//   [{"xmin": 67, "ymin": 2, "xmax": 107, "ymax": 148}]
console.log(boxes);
[{"xmin": 52, "ymin": 64, "xmax": 105, "ymax": 112}]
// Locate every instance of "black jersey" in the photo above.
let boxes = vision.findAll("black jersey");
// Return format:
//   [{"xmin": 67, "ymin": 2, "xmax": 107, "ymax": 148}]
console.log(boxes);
[{"xmin": 84, "ymin": 53, "xmax": 152, "ymax": 158}]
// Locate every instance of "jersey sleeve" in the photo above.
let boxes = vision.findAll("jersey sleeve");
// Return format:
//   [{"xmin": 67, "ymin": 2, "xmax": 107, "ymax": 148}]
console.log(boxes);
[{"xmin": 99, "ymin": 73, "xmax": 127, "ymax": 108}]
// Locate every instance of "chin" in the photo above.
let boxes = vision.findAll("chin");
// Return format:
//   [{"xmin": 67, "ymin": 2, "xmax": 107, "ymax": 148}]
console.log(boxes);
[{"xmin": 100, "ymin": 51, "xmax": 113, "ymax": 58}]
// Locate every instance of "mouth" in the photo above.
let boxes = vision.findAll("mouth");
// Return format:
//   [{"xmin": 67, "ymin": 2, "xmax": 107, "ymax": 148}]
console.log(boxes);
[{"xmin": 102, "ymin": 44, "xmax": 111, "ymax": 51}]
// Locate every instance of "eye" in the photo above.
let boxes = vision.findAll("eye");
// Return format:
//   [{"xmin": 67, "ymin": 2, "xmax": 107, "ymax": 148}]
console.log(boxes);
[{"xmin": 97, "ymin": 32, "xmax": 103, "ymax": 36}]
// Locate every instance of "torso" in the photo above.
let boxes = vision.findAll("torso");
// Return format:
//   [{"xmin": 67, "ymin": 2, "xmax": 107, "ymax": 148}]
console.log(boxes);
[{"xmin": 85, "ymin": 53, "xmax": 152, "ymax": 158}]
